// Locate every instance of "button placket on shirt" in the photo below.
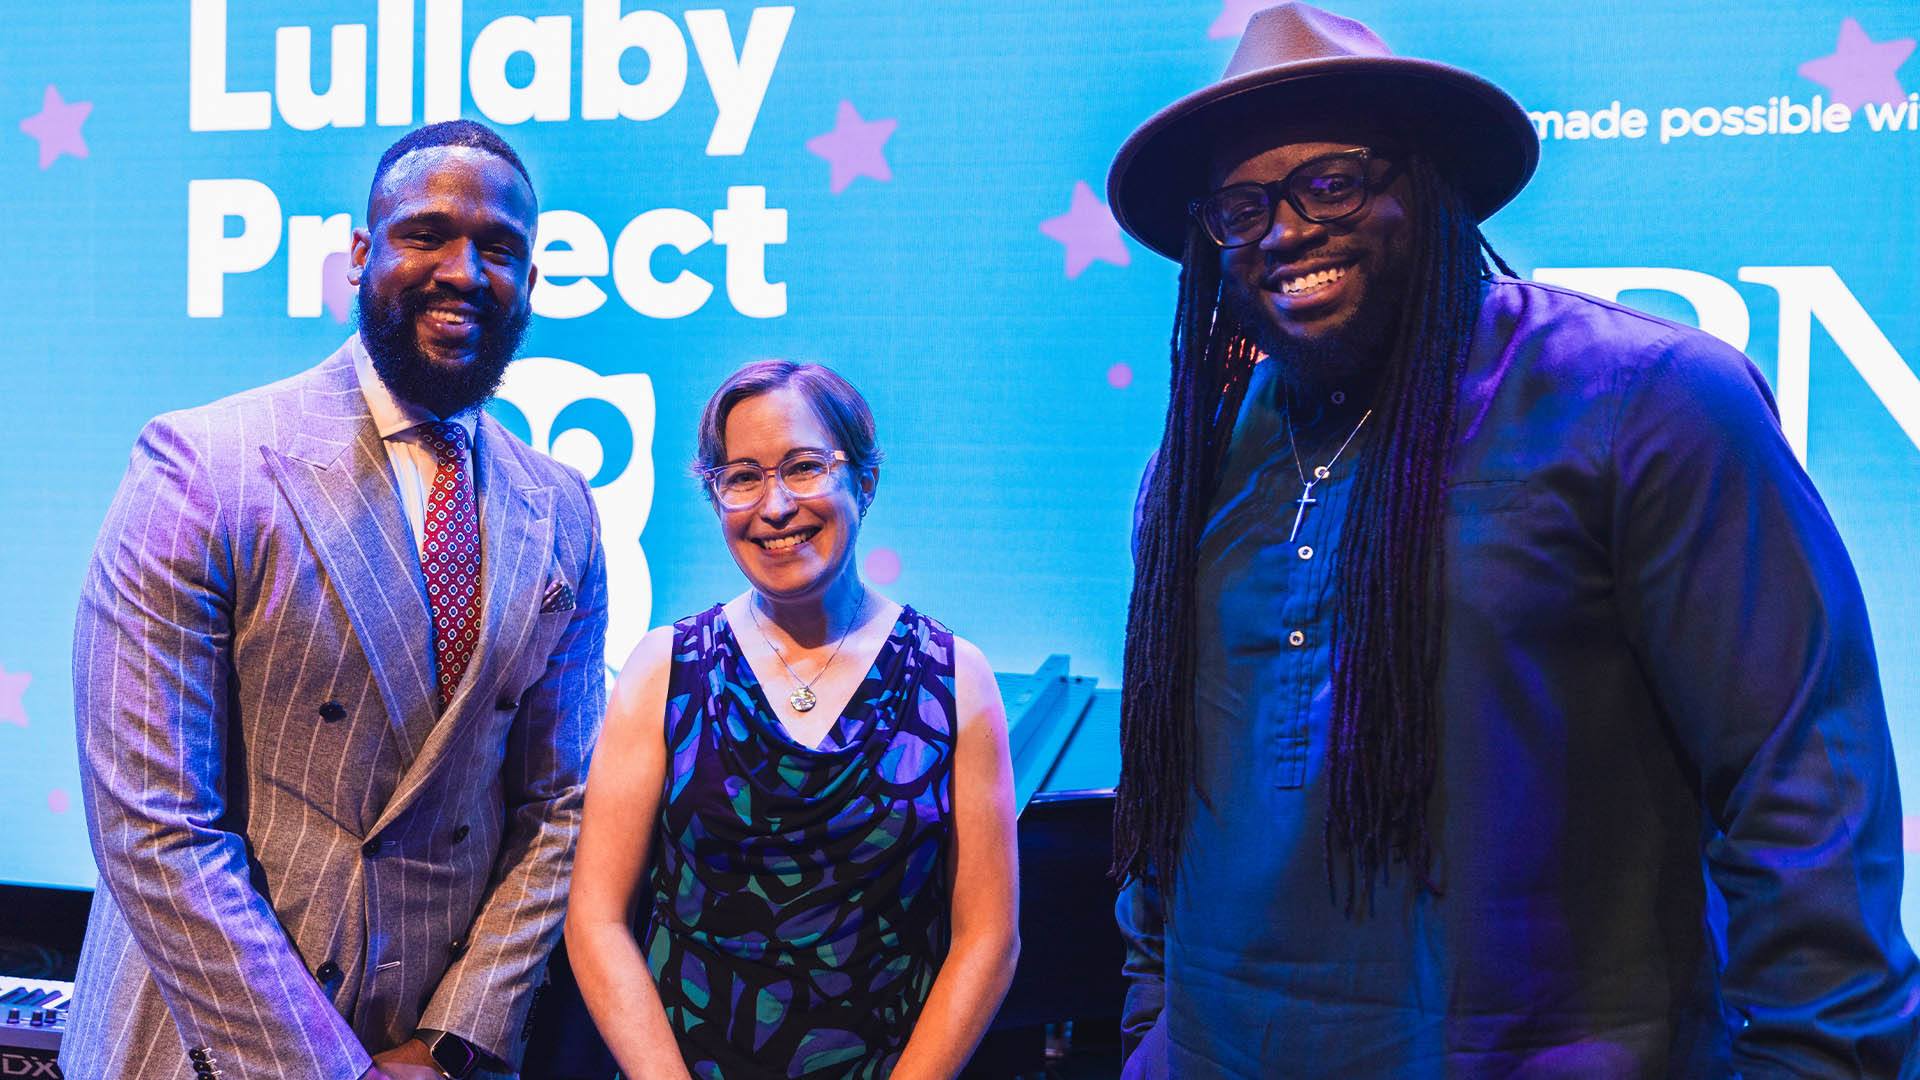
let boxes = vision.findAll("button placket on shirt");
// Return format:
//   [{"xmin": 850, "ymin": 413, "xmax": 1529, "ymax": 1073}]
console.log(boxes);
[{"xmin": 1271, "ymin": 455, "xmax": 1345, "ymax": 789}]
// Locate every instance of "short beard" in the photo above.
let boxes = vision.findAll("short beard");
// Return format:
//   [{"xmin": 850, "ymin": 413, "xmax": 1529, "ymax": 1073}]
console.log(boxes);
[
  {"xmin": 1224, "ymin": 272, "xmax": 1402, "ymax": 399},
  {"xmin": 357, "ymin": 284, "xmax": 528, "ymax": 417}
]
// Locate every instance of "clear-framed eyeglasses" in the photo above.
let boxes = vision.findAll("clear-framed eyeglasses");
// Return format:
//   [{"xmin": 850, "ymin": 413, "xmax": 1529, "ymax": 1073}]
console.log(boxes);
[
  {"xmin": 704, "ymin": 449, "xmax": 850, "ymax": 510},
  {"xmin": 1189, "ymin": 147, "xmax": 1398, "ymax": 249}
]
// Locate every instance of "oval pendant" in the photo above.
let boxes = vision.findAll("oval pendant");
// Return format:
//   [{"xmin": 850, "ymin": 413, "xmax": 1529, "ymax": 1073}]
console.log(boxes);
[{"xmin": 788, "ymin": 685, "xmax": 819, "ymax": 712}]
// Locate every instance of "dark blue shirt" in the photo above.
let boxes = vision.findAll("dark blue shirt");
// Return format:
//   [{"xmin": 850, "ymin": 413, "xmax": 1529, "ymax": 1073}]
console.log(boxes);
[{"xmin": 1119, "ymin": 279, "xmax": 1917, "ymax": 1078}]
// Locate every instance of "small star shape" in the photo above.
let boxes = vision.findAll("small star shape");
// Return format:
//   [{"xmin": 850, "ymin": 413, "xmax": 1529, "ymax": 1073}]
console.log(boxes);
[
  {"xmin": 0, "ymin": 664, "xmax": 30, "ymax": 727},
  {"xmin": 19, "ymin": 85, "xmax": 92, "ymax": 170},
  {"xmin": 1040, "ymin": 181, "xmax": 1131, "ymax": 280},
  {"xmin": 1210, "ymin": 0, "xmax": 1276, "ymax": 40},
  {"xmin": 805, "ymin": 100, "xmax": 897, "ymax": 195},
  {"xmin": 1798, "ymin": 18, "xmax": 1914, "ymax": 109}
]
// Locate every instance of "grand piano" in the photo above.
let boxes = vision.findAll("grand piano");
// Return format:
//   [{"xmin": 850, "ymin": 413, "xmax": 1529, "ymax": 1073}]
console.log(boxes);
[{"xmin": 526, "ymin": 656, "xmax": 1129, "ymax": 1078}]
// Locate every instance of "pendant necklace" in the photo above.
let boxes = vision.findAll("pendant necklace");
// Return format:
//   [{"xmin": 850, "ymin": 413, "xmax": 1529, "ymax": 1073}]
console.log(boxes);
[
  {"xmin": 1283, "ymin": 404, "xmax": 1373, "ymax": 543},
  {"xmin": 747, "ymin": 592, "xmax": 866, "ymax": 713}
]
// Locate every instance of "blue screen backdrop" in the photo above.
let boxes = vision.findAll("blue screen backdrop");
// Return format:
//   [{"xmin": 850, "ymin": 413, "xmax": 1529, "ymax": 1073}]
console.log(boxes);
[{"xmin": 3, "ymin": 2, "xmax": 1916, "ymax": 934}]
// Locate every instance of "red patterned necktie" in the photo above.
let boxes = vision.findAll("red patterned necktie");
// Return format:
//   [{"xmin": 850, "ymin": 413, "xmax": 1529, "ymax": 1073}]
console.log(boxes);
[{"xmin": 416, "ymin": 422, "xmax": 482, "ymax": 707}]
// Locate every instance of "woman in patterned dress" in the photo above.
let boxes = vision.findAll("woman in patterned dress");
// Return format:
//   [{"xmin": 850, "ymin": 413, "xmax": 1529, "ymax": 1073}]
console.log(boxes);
[{"xmin": 567, "ymin": 361, "xmax": 1020, "ymax": 1079}]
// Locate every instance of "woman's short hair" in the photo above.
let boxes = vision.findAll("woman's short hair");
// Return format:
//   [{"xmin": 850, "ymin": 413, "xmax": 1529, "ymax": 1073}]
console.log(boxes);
[{"xmin": 693, "ymin": 360, "xmax": 883, "ymax": 491}]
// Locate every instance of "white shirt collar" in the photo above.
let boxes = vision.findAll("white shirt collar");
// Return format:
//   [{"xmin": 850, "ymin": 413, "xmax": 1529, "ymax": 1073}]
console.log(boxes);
[{"xmin": 349, "ymin": 334, "xmax": 482, "ymax": 444}]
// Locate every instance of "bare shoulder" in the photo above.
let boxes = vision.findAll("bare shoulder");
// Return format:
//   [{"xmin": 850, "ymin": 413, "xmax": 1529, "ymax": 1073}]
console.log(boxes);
[
  {"xmin": 949, "ymin": 633, "xmax": 993, "ymax": 683},
  {"xmin": 948, "ymin": 633, "xmax": 1007, "ymax": 735},
  {"xmin": 607, "ymin": 624, "xmax": 678, "ymax": 734}
]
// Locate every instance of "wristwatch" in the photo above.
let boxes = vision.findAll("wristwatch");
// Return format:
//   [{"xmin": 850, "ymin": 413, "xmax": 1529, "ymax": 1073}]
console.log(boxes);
[{"xmin": 421, "ymin": 1030, "xmax": 481, "ymax": 1079}]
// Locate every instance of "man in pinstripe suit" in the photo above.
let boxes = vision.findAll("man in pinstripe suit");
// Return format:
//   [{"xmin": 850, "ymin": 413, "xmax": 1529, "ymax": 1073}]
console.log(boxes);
[{"xmin": 64, "ymin": 121, "xmax": 607, "ymax": 1080}]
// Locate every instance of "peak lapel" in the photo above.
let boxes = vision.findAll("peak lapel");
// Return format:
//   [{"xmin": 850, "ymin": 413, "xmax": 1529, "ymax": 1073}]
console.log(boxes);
[
  {"xmin": 261, "ymin": 348, "xmax": 440, "ymax": 761},
  {"xmin": 370, "ymin": 415, "xmax": 555, "ymax": 834}
]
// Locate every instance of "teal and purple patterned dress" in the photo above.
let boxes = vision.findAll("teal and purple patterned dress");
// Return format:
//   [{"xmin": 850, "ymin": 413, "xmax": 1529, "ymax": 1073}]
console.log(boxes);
[{"xmin": 644, "ymin": 603, "xmax": 957, "ymax": 1079}]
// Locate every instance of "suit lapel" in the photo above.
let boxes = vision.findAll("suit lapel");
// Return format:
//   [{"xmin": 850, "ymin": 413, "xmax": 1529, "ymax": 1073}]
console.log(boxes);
[
  {"xmin": 370, "ymin": 414, "xmax": 555, "ymax": 834},
  {"xmin": 261, "ymin": 346, "xmax": 440, "ymax": 761}
]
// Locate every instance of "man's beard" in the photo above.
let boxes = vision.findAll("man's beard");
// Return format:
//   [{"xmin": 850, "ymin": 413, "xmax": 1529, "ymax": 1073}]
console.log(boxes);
[
  {"xmin": 357, "ymin": 283, "xmax": 529, "ymax": 418},
  {"xmin": 1223, "ymin": 268, "xmax": 1403, "ymax": 398}
]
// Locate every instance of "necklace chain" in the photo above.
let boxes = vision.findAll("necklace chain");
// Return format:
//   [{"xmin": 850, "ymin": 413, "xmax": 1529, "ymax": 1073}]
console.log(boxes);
[
  {"xmin": 1282, "ymin": 401, "xmax": 1373, "ymax": 543},
  {"xmin": 746, "ymin": 591, "xmax": 867, "ymax": 713}
]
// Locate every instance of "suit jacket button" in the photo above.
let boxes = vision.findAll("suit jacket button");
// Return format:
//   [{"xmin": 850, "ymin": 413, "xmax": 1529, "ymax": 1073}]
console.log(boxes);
[
  {"xmin": 315, "ymin": 960, "xmax": 341, "ymax": 982},
  {"xmin": 361, "ymin": 838, "xmax": 381, "ymax": 857},
  {"xmin": 317, "ymin": 701, "xmax": 347, "ymax": 722},
  {"xmin": 451, "ymin": 824, "xmax": 470, "ymax": 844},
  {"xmin": 189, "ymin": 1048, "xmax": 210, "ymax": 1061},
  {"xmin": 448, "ymin": 936, "xmax": 468, "ymax": 958}
]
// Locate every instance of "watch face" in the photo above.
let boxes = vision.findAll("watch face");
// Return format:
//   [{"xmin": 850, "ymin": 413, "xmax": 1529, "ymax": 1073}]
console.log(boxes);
[{"xmin": 429, "ymin": 1033, "xmax": 477, "ymax": 1078}]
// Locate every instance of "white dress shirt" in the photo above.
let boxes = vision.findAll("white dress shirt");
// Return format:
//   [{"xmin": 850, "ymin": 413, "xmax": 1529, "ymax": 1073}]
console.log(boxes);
[{"xmin": 350, "ymin": 335, "xmax": 481, "ymax": 556}]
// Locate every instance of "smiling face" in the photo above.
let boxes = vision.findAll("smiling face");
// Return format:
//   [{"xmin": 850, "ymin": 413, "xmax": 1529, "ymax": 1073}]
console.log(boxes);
[
  {"xmin": 351, "ymin": 144, "xmax": 539, "ymax": 417},
  {"xmin": 1214, "ymin": 135, "xmax": 1415, "ymax": 385},
  {"xmin": 715, "ymin": 386, "xmax": 875, "ymax": 603}
]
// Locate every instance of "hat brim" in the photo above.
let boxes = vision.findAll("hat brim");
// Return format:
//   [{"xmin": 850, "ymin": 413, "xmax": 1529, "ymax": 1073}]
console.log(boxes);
[{"xmin": 1108, "ymin": 57, "xmax": 1540, "ymax": 261}]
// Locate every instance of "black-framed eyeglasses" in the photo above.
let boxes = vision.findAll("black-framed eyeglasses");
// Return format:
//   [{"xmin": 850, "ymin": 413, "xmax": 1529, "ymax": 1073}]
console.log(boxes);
[
  {"xmin": 1189, "ymin": 148, "xmax": 1398, "ymax": 249},
  {"xmin": 703, "ymin": 449, "xmax": 850, "ymax": 510}
]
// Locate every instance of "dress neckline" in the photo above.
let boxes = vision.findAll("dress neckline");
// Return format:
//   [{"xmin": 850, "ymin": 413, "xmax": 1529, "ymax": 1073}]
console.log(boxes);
[{"xmin": 713, "ymin": 603, "xmax": 914, "ymax": 755}]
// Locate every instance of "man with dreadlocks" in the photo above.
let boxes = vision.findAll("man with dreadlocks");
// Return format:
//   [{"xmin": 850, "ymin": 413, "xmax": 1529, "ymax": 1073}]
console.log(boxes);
[{"xmin": 1103, "ymin": 5, "xmax": 1917, "ymax": 1078}]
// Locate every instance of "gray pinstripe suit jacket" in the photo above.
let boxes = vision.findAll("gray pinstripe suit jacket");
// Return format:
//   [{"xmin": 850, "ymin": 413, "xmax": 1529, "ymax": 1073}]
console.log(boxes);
[{"xmin": 62, "ymin": 340, "xmax": 608, "ymax": 1080}]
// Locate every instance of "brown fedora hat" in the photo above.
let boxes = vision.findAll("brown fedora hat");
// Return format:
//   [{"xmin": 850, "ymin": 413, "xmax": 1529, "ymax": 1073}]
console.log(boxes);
[{"xmin": 1108, "ymin": 2, "xmax": 1539, "ymax": 261}]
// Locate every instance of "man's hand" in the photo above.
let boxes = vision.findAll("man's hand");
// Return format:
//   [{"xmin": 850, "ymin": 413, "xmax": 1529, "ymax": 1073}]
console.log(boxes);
[{"xmin": 365, "ymin": 1038, "xmax": 444, "ymax": 1080}]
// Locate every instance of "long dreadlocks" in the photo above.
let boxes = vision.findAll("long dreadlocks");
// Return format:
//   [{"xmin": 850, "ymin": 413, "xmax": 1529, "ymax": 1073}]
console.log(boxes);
[{"xmin": 1113, "ymin": 153, "xmax": 1513, "ymax": 913}]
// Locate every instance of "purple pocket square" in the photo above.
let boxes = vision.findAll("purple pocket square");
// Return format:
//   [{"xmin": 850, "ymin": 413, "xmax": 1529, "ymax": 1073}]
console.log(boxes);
[{"xmin": 540, "ymin": 579, "xmax": 576, "ymax": 614}]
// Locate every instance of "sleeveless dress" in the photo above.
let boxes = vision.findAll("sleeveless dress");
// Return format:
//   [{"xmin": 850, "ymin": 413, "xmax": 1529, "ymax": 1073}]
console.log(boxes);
[{"xmin": 643, "ymin": 602, "xmax": 958, "ymax": 1079}]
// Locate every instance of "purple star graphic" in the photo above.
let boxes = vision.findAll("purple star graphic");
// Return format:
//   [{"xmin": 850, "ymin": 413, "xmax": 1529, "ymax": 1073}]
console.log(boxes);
[
  {"xmin": 1799, "ymin": 17, "xmax": 1915, "ymax": 109},
  {"xmin": 1210, "ymin": 0, "xmax": 1275, "ymax": 40},
  {"xmin": 322, "ymin": 252, "xmax": 357, "ymax": 324},
  {"xmin": 0, "ymin": 664, "xmax": 30, "ymax": 727},
  {"xmin": 1041, "ymin": 181, "xmax": 1131, "ymax": 280},
  {"xmin": 19, "ymin": 84, "xmax": 92, "ymax": 170},
  {"xmin": 805, "ymin": 100, "xmax": 897, "ymax": 195}
]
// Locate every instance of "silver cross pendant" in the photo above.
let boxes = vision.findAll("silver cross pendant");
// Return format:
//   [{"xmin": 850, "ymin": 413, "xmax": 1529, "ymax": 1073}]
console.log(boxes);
[{"xmin": 1288, "ymin": 482, "xmax": 1318, "ymax": 543}]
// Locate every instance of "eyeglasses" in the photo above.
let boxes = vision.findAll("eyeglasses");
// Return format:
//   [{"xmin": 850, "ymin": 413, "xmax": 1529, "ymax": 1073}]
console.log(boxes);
[
  {"xmin": 1189, "ymin": 148, "xmax": 1397, "ymax": 249},
  {"xmin": 704, "ymin": 449, "xmax": 850, "ymax": 510}
]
